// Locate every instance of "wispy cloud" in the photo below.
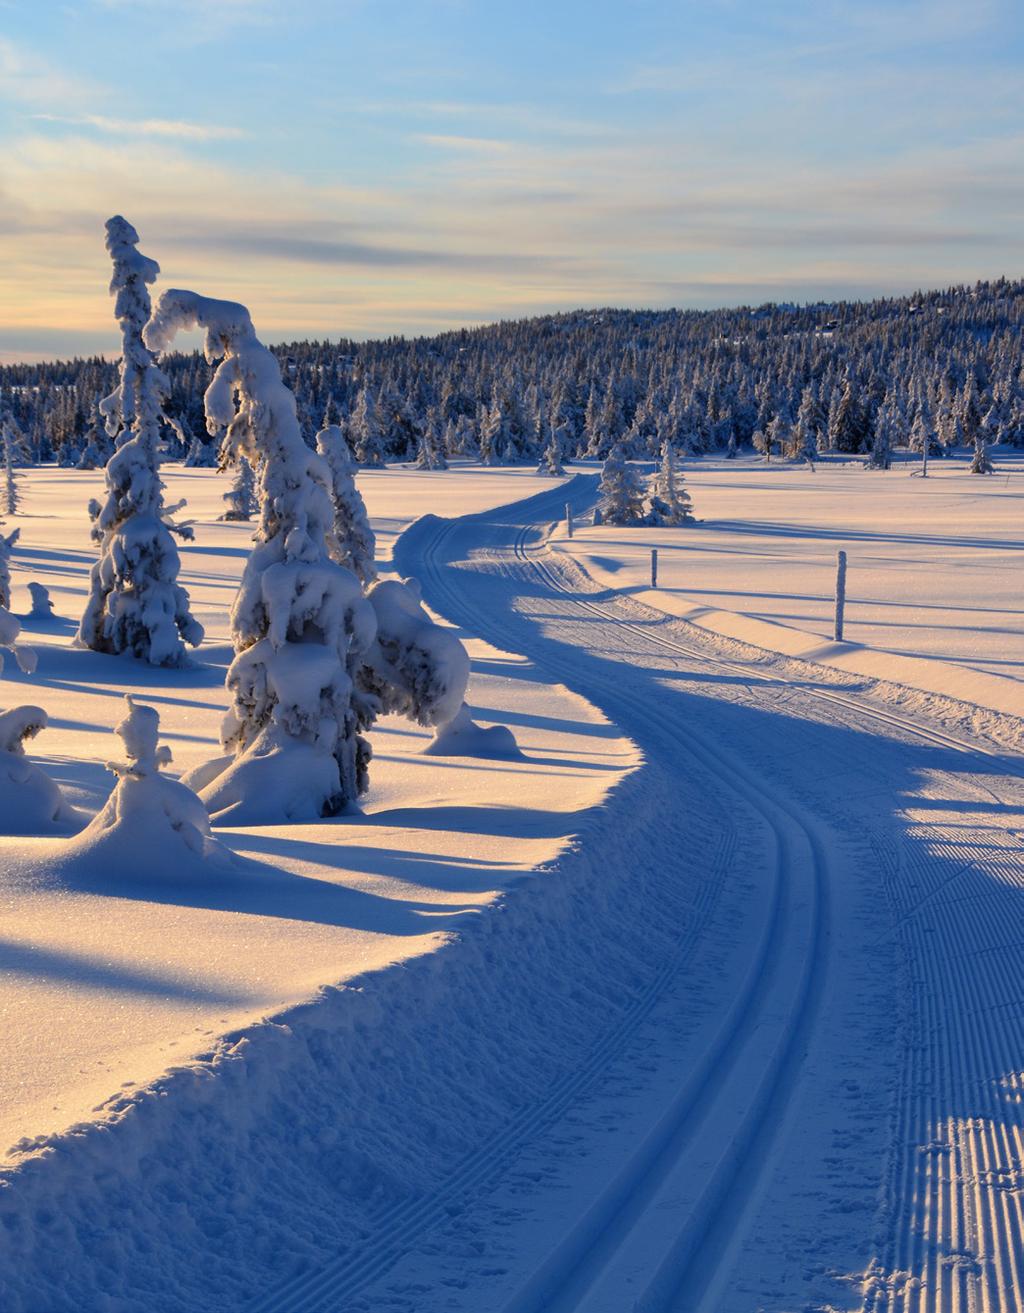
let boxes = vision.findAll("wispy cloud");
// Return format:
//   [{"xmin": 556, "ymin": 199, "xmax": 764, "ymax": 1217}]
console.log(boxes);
[
  {"xmin": 1, "ymin": 1, "xmax": 1021, "ymax": 357},
  {"xmin": 0, "ymin": 36, "xmax": 98, "ymax": 107},
  {"xmin": 415, "ymin": 134, "xmax": 518, "ymax": 155},
  {"xmin": 31, "ymin": 113, "xmax": 245, "ymax": 141}
]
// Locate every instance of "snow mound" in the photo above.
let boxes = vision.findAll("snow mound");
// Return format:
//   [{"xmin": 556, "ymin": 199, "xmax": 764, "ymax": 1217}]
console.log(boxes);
[
  {"xmin": 425, "ymin": 701, "xmax": 522, "ymax": 758},
  {"xmin": 64, "ymin": 697, "xmax": 237, "ymax": 881},
  {"xmin": 0, "ymin": 706, "xmax": 77, "ymax": 834},
  {"xmin": 190, "ymin": 732, "xmax": 351, "ymax": 826}
]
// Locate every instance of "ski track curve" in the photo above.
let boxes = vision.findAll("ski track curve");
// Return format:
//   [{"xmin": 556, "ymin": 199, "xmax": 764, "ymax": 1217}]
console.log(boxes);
[{"xmin": 255, "ymin": 474, "xmax": 1024, "ymax": 1313}]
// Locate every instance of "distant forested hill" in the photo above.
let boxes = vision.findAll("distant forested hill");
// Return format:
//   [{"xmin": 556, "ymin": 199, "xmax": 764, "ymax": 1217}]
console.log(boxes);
[{"xmin": 3, "ymin": 279, "xmax": 1022, "ymax": 467}]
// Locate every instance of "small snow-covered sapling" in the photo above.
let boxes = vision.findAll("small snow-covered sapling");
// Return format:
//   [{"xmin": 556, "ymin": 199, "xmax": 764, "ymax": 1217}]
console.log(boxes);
[
  {"xmin": 108, "ymin": 695, "xmax": 173, "ymax": 779},
  {"xmin": 77, "ymin": 695, "xmax": 236, "ymax": 871},
  {"xmin": 27, "ymin": 582, "xmax": 55, "ymax": 619},
  {"xmin": 0, "ymin": 705, "xmax": 74, "ymax": 833}
]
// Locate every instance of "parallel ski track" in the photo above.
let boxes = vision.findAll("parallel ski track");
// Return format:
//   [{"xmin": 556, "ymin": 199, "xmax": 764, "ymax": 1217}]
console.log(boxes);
[
  {"xmin": 251, "ymin": 491, "xmax": 828, "ymax": 1313},
  {"xmin": 522, "ymin": 530, "xmax": 1023, "ymax": 785},
  {"xmin": 249, "ymin": 517, "xmax": 740, "ymax": 1312},
  {"xmin": 252, "ymin": 484, "xmax": 1024, "ymax": 1313},
  {"xmin": 514, "ymin": 514, "xmax": 1024, "ymax": 1311},
  {"xmin": 507, "ymin": 502, "xmax": 1024, "ymax": 1312}
]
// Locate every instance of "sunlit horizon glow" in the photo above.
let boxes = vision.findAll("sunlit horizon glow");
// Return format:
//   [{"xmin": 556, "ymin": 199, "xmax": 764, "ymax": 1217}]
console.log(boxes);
[{"xmin": 1, "ymin": 0, "xmax": 1023, "ymax": 362}]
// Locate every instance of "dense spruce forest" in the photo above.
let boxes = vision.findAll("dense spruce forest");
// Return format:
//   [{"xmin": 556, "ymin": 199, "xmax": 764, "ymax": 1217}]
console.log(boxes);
[{"xmin": 2, "ymin": 279, "xmax": 1023, "ymax": 471}]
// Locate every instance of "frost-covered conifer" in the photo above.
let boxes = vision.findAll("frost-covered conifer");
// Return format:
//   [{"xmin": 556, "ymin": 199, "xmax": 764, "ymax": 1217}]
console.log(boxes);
[
  {"xmin": 3, "ymin": 429, "xmax": 19, "ymax": 516},
  {"xmin": 78, "ymin": 217, "xmax": 203, "ymax": 667},
  {"xmin": 75, "ymin": 696, "xmax": 234, "ymax": 871},
  {"xmin": 958, "ymin": 372, "xmax": 982, "ymax": 445},
  {"xmin": 598, "ymin": 444, "xmax": 647, "ymax": 525},
  {"xmin": 351, "ymin": 386, "xmax": 387, "ymax": 467},
  {"xmin": 537, "ymin": 425, "xmax": 566, "ymax": 476},
  {"xmin": 767, "ymin": 407, "xmax": 792, "ymax": 460},
  {"xmin": 145, "ymin": 290, "xmax": 379, "ymax": 820},
  {"xmin": 794, "ymin": 387, "xmax": 820, "ymax": 465},
  {"xmin": 479, "ymin": 405, "xmax": 504, "ymax": 465},
  {"xmin": 0, "ymin": 526, "xmax": 34, "ymax": 676},
  {"xmin": 315, "ymin": 423, "xmax": 378, "ymax": 586},
  {"xmin": 867, "ymin": 424, "xmax": 892, "ymax": 470},
  {"xmin": 27, "ymin": 582, "xmax": 54, "ymax": 619},
  {"xmin": 752, "ymin": 428, "xmax": 771, "ymax": 461},
  {"xmin": 76, "ymin": 398, "xmax": 109, "ymax": 470},
  {"xmin": 185, "ymin": 435, "xmax": 216, "ymax": 467},
  {"xmin": 220, "ymin": 455, "xmax": 256, "ymax": 521},
  {"xmin": 970, "ymin": 432, "xmax": 994, "ymax": 474},
  {"xmin": 0, "ymin": 705, "xmax": 74, "ymax": 834},
  {"xmin": 358, "ymin": 577, "xmax": 469, "ymax": 731},
  {"xmin": 415, "ymin": 410, "xmax": 448, "ymax": 470},
  {"xmin": 867, "ymin": 390, "xmax": 899, "ymax": 469},
  {"xmin": 646, "ymin": 442, "xmax": 694, "ymax": 524},
  {"xmin": 910, "ymin": 400, "xmax": 935, "ymax": 458}
]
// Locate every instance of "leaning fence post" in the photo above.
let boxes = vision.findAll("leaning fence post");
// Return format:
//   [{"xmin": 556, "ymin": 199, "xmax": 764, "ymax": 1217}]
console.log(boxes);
[
  {"xmin": 566, "ymin": 503, "xmax": 573, "ymax": 538},
  {"xmin": 834, "ymin": 549, "xmax": 847, "ymax": 641},
  {"xmin": 651, "ymin": 547, "xmax": 658, "ymax": 589}
]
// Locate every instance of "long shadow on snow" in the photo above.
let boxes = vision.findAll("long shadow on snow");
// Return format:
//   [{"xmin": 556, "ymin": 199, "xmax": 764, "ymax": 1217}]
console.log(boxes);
[
  {"xmin": 0, "ymin": 937, "xmax": 255, "ymax": 1004},
  {"xmin": 393, "ymin": 482, "xmax": 1024, "ymax": 1292},
  {"xmin": 41, "ymin": 849, "xmax": 489, "ymax": 933}
]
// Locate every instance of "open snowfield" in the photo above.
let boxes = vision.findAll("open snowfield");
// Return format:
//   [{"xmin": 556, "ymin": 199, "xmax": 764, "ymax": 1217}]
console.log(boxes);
[
  {"xmin": 0, "ymin": 463, "xmax": 632, "ymax": 1154},
  {"xmin": 557, "ymin": 452, "xmax": 1024, "ymax": 708},
  {"xmin": 2, "ymin": 460, "xmax": 1024, "ymax": 1313}
]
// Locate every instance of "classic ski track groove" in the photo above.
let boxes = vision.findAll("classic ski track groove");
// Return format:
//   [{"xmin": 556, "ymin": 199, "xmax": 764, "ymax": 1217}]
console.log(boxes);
[
  {"xmin": 251, "ymin": 505, "xmax": 741, "ymax": 1313},
  {"xmin": 520, "ymin": 506, "xmax": 1024, "ymax": 1312},
  {"xmin": 499, "ymin": 519, "xmax": 831, "ymax": 1312},
  {"xmin": 251, "ymin": 490, "xmax": 819, "ymax": 1313},
  {"xmin": 251, "ymin": 481, "xmax": 1024, "ymax": 1313}
]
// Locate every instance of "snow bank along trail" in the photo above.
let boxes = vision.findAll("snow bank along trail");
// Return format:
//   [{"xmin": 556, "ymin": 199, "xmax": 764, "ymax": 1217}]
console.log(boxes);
[{"xmin": 336, "ymin": 476, "xmax": 1024, "ymax": 1312}]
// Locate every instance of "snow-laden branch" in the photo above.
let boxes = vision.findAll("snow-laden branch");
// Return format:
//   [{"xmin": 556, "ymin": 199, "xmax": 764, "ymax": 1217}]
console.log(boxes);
[
  {"xmin": 77, "ymin": 217, "xmax": 203, "ymax": 667},
  {"xmin": 146, "ymin": 289, "xmax": 378, "ymax": 821}
]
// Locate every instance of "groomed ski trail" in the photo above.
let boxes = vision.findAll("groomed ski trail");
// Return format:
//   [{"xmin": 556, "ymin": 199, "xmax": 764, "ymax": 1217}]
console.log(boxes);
[{"xmin": 257, "ymin": 476, "xmax": 1024, "ymax": 1313}]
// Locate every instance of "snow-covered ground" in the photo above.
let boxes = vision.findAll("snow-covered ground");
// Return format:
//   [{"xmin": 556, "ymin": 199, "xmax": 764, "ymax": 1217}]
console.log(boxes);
[
  {"xmin": 2, "ymin": 460, "xmax": 1024, "ymax": 1313},
  {"xmin": 558, "ymin": 452, "xmax": 1024, "ymax": 700},
  {"xmin": 0, "ymin": 463, "xmax": 632, "ymax": 1155}
]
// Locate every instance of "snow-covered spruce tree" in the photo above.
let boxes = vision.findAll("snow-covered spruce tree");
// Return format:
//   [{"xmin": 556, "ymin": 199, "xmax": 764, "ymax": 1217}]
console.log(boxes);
[
  {"xmin": 145, "ymin": 290, "xmax": 378, "ymax": 821},
  {"xmin": 598, "ymin": 444, "xmax": 647, "ymax": 525},
  {"xmin": 415, "ymin": 410, "xmax": 448, "ymax": 470},
  {"xmin": 0, "ymin": 705, "xmax": 76, "ymax": 834},
  {"xmin": 646, "ymin": 441, "xmax": 694, "ymax": 525},
  {"xmin": 970, "ymin": 431, "xmax": 994, "ymax": 474},
  {"xmin": 315, "ymin": 422, "xmax": 378, "ymax": 586},
  {"xmin": 185, "ymin": 434, "xmax": 216, "ymax": 467},
  {"xmin": 479, "ymin": 405, "xmax": 503, "ymax": 465},
  {"xmin": 72, "ymin": 696, "xmax": 235, "ymax": 873},
  {"xmin": 867, "ymin": 389, "xmax": 898, "ymax": 469},
  {"xmin": 537, "ymin": 425, "xmax": 566, "ymax": 476},
  {"xmin": 77, "ymin": 217, "xmax": 203, "ymax": 667},
  {"xmin": 351, "ymin": 385, "xmax": 387, "ymax": 467},
  {"xmin": 767, "ymin": 407, "xmax": 792, "ymax": 461},
  {"xmin": 794, "ymin": 387, "xmax": 820, "ymax": 466},
  {"xmin": 358, "ymin": 576, "xmax": 469, "ymax": 733},
  {"xmin": 146, "ymin": 293, "xmax": 475, "ymax": 819},
  {"xmin": 219, "ymin": 454, "xmax": 256, "ymax": 521},
  {"xmin": 76, "ymin": 397, "xmax": 109, "ymax": 470},
  {"xmin": 3, "ymin": 428, "xmax": 19, "ymax": 515},
  {"xmin": 0, "ymin": 526, "xmax": 34, "ymax": 676},
  {"xmin": 27, "ymin": 581, "xmax": 54, "ymax": 619}
]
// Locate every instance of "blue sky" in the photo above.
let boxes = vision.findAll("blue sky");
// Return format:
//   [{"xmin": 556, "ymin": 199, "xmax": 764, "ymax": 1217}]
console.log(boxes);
[{"xmin": 2, "ymin": 0, "xmax": 1022, "ymax": 359}]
